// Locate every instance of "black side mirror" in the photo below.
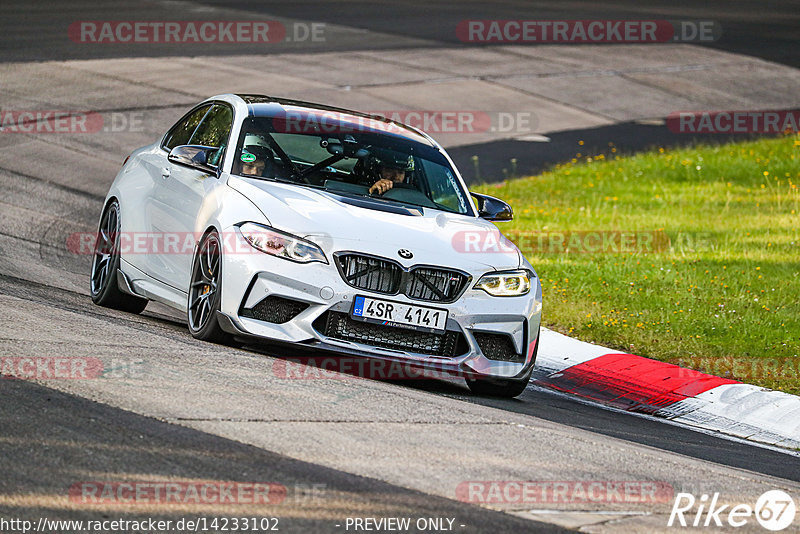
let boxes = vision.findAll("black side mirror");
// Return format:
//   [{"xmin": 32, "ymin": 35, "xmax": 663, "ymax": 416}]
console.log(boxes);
[
  {"xmin": 168, "ymin": 145, "xmax": 220, "ymax": 175},
  {"xmin": 470, "ymin": 192, "xmax": 513, "ymax": 221}
]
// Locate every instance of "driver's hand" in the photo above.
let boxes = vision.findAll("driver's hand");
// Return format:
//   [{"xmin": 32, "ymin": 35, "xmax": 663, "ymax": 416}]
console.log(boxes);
[{"xmin": 369, "ymin": 178, "xmax": 394, "ymax": 195}]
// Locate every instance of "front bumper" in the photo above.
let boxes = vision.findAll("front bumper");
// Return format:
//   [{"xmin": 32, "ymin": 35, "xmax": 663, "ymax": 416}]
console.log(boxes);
[{"xmin": 218, "ymin": 228, "xmax": 542, "ymax": 380}]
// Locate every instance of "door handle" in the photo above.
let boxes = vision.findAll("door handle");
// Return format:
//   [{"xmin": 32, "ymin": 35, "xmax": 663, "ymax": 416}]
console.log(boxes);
[{"xmin": 161, "ymin": 167, "xmax": 170, "ymax": 179}]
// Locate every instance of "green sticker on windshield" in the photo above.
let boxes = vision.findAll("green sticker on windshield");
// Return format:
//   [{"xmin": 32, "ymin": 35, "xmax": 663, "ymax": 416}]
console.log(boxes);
[{"xmin": 240, "ymin": 152, "xmax": 256, "ymax": 163}]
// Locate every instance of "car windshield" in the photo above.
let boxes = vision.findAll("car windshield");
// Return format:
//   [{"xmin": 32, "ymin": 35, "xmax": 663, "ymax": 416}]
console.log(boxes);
[{"xmin": 232, "ymin": 116, "xmax": 471, "ymax": 215}]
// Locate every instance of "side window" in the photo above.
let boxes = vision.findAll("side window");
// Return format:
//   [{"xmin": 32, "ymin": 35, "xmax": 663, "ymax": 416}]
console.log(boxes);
[
  {"xmin": 189, "ymin": 104, "xmax": 233, "ymax": 166},
  {"xmin": 163, "ymin": 105, "xmax": 211, "ymax": 150},
  {"xmin": 190, "ymin": 104, "xmax": 233, "ymax": 148}
]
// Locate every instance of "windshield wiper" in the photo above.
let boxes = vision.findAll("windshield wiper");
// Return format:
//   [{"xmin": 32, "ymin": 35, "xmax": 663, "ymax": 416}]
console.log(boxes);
[
  {"xmin": 365, "ymin": 192, "xmax": 461, "ymax": 214},
  {"xmin": 239, "ymin": 174, "xmax": 322, "ymax": 189},
  {"xmin": 361, "ymin": 193, "xmax": 431, "ymax": 210}
]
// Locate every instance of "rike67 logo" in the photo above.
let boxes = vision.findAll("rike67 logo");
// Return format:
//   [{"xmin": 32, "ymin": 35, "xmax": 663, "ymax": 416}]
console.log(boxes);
[{"xmin": 669, "ymin": 490, "xmax": 796, "ymax": 531}]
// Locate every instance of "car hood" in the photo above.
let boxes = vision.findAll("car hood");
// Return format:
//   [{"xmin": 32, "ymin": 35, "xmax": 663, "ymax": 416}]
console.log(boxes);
[{"xmin": 227, "ymin": 176, "xmax": 522, "ymax": 273}]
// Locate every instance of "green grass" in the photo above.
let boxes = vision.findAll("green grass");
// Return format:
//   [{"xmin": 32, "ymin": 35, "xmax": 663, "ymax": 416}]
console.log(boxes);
[{"xmin": 475, "ymin": 134, "xmax": 800, "ymax": 394}]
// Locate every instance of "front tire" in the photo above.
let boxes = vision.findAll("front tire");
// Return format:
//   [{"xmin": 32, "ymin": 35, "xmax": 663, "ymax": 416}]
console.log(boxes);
[
  {"xmin": 187, "ymin": 230, "xmax": 230, "ymax": 343},
  {"xmin": 466, "ymin": 329, "xmax": 540, "ymax": 398},
  {"xmin": 466, "ymin": 366, "xmax": 533, "ymax": 398},
  {"xmin": 90, "ymin": 200, "xmax": 148, "ymax": 313}
]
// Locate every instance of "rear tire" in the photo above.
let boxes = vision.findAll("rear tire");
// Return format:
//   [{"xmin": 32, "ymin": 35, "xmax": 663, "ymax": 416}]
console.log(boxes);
[
  {"xmin": 90, "ymin": 200, "xmax": 148, "ymax": 314},
  {"xmin": 187, "ymin": 230, "xmax": 231, "ymax": 344}
]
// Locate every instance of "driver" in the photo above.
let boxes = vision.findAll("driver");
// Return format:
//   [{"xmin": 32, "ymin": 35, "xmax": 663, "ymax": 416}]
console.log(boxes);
[
  {"xmin": 367, "ymin": 149, "xmax": 415, "ymax": 195},
  {"xmin": 239, "ymin": 134, "xmax": 274, "ymax": 177}
]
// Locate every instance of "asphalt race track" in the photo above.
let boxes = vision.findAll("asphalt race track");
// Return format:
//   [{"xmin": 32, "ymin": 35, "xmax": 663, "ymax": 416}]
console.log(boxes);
[
  {"xmin": 4, "ymin": 0, "xmax": 797, "ymax": 66},
  {"xmin": 1, "ymin": 1, "xmax": 799, "ymax": 532}
]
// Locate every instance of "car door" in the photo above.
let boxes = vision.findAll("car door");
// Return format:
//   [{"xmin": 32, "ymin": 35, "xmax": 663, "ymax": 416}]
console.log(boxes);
[
  {"xmin": 155, "ymin": 103, "xmax": 234, "ymax": 291},
  {"xmin": 138, "ymin": 104, "xmax": 212, "ymax": 284}
]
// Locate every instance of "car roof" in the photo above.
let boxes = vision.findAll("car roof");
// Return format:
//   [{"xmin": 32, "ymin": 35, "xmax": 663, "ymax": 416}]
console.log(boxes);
[{"xmin": 228, "ymin": 94, "xmax": 437, "ymax": 147}]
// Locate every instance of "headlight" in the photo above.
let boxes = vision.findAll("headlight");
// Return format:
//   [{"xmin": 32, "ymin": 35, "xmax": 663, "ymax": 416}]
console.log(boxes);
[
  {"xmin": 238, "ymin": 222, "xmax": 328, "ymax": 264},
  {"xmin": 474, "ymin": 270, "xmax": 531, "ymax": 296}
]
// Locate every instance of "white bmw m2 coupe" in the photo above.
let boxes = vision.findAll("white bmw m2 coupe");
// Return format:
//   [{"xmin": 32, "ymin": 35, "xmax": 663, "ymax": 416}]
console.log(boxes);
[{"xmin": 91, "ymin": 94, "xmax": 542, "ymax": 397}]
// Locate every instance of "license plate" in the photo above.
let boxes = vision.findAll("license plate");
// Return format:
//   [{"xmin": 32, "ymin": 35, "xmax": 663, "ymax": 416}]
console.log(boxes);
[{"xmin": 351, "ymin": 296, "xmax": 448, "ymax": 333}]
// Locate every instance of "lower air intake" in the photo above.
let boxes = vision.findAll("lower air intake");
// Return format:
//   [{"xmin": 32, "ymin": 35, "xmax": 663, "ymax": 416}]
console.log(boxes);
[
  {"xmin": 474, "ymin": 332, "xmax": 524, "ymax": 363},
  {"xmin": 241, "ymin": 296, "xmax": 308, "ymax": 324},
  {"xmin": 314, "ymin": 312, "xmax": 466, "ymax": 357}
]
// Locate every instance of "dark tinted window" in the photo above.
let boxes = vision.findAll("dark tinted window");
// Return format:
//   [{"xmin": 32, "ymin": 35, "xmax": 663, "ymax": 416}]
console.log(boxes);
[
  {"xmin": 190, "ymin": 104, "xmax": 233, "ymax": 148},
  {"xmin": 189, "ymin": 104, "xmax": 233, "ymax": 167},
  {"xmin": 163, "ymin": 105, "xmax": 211, "ymax": 150}
]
